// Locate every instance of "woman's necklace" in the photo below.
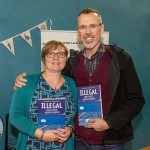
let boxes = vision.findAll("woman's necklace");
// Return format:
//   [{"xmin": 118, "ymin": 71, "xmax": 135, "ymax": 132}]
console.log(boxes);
[{"xmin": 44, "ymin": 72, "xmax": 62, "ymax": 91}]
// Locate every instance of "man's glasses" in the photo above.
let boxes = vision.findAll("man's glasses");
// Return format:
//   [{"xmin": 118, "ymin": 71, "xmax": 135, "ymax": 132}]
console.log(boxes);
[
  {"xmin": 46, "ymin": 52, "xmax": 66, "ymax": 58},
  {"xmin": 77, "ymin": 23, "xmax": 102, "ymax": 33}
]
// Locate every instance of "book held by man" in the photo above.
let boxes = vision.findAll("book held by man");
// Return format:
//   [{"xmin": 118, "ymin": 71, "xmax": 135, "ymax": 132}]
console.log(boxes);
[
  {"xmin": 77, "ymin": 85, "xmax": 103, "ymax": 126},
  {"xmin": 38, "ymin": 98, "xmax": 66, "ymax": 130}
]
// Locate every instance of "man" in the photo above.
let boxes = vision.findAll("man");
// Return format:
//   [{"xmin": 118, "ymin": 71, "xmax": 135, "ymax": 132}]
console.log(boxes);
[{"xmin": 14, "ymin": 8, "xmax": 144, "ymax": 150}]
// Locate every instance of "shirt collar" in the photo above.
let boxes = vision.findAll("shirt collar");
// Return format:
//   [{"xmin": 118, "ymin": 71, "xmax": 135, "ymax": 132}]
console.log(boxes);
[{"xmin": 82, "ymin": 42, "xmax": 106, "ymax": 58}]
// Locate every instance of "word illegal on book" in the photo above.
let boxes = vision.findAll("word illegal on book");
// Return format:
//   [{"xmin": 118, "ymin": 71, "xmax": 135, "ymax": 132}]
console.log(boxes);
[
  {"xmin": 79, "ymin": 88, "xmax": 98, "ymax": 96},
  {"xmin": 40, "ymin": 102, "xmax": 63, "ymax": 109}
]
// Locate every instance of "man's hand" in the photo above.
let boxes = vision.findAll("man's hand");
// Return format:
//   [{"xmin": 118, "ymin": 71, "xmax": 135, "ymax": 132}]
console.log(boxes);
[
  {"xmin": 85, "ymin": 118, "xmax": 110, "ymax": 132},
  {"xmin": 14, "ymin": 73, "xmax": 27, "ymax": 90}
]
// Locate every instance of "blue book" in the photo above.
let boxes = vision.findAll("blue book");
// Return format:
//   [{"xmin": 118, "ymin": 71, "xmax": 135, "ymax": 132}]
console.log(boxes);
[
  {"xmin": 38, "ymin": 98, "xmax": 66, "ymax": 130},
  {"xmin": 77, "ymin": 85, "xmax": 103, "ymax": 126}
]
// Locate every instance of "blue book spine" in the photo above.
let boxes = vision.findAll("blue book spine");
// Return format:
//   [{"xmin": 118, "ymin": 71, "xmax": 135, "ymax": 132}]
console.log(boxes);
[
  {"xmin": 77, "ymin": 85, "xmax": 103, "ymax": 126},
  {"xmin": 38, "ymin": 98, "xmax": 66, "ymax": 130}
]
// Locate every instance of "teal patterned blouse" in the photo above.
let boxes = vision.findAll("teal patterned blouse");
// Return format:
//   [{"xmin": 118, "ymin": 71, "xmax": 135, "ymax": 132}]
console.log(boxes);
[{"xmin": 9, "ymin": 73, "xmax": 77, "ymax": 150}]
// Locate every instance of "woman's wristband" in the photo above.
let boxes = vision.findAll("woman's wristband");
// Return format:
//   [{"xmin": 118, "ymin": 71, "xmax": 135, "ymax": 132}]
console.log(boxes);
[
  {"xmin": 40, "ymin": 130, "xmax": 45, "ymax": 140},
  {"xmin": 68, "ymin": 125, "xmax": 74, "ymax": 132}
]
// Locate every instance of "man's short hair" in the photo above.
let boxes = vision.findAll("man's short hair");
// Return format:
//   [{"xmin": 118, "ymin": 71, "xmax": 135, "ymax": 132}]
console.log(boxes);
[{"xmin": 78, "ymin": 8, "xmax": 102, "ymax": 22}]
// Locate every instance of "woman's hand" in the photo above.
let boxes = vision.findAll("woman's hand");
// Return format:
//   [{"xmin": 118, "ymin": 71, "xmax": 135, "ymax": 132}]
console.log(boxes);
[
  {"xmin": 42, "ymin": 130, "xmax": 60, "ymax": 143},
  {"xmin": 34, "ymin": 126, "xmax": 73, "ymax": 143},
  {"xmin": 57, "ymin": 126, "xmax": 73, "ymax": 143},
  {"xmin": 34, "ymin": 128, "xmax": 60, "ymax": 143}
]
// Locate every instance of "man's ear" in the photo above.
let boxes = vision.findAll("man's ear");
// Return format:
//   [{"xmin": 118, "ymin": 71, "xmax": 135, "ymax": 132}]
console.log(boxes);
[
  {"xmin": 101, "ymin": 24, "xmax": 104, "ymax": 33},
  {"xmin": 77, "ymin": 27, "xmax": 79, "ymax": 38}
]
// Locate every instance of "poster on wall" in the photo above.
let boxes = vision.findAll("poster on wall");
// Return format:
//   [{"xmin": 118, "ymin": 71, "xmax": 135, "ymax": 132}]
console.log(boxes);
[{"xmin": 41, "ymin": 30, "xmax": 109, "ymax": 71}]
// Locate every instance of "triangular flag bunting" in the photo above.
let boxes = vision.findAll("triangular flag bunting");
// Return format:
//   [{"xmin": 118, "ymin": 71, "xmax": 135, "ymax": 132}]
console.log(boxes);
[
  {"xmin": 37, "ymin": 21, "xmax": 47, "ymax": 30},
  {"xmin": 2, "ymin": 38, "xmax": 15, "ymax": 55},
  {"xmin": 20, "ymin": 30, "xmax": 32, "ymax": 46},
  {"xmin": 0, "ymin": 20, "xmax": 51, "ymax": 55}
]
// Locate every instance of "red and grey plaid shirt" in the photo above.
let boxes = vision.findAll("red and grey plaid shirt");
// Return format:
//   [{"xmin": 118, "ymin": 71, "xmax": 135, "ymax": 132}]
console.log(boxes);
[{"xmin": 83, "ymin": 43, "xmax": 106, "ymax": 75}]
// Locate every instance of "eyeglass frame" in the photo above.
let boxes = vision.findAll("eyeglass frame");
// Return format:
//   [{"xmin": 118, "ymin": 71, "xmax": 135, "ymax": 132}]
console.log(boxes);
[
  {"xmin": 77, "ymin": 23, "xmax": 103, "ymax": 33},
  {"xmin": 46, "ymin": 52, "xmax": 67, "ymax": 58}
]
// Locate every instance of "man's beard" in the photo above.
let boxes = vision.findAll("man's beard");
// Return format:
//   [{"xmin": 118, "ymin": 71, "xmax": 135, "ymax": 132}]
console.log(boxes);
[{"xmin": 84, "ymin": 39, "xmax": 101, "ymax": 50}]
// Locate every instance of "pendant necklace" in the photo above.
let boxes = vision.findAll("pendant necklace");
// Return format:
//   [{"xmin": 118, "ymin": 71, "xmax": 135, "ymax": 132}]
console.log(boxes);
[{"xmin": 44, "ymin": 72, "xmax": 62, "ymax": 91}]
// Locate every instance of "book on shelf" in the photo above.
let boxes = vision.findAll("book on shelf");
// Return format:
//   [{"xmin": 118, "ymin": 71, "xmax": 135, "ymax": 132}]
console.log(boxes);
[
  {"xmin": 77, "ymin": 85, "xmax": 103, "ymax": 126},
  {"xmin": 38, "ymin": 98, "xmax": 66, "ymax": 130}
]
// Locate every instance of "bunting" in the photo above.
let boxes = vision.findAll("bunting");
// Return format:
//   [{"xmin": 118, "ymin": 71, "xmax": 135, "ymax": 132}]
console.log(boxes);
[
  {"xmin": 0, "ymin": 20, "xmax": 52, "ymax": 55},
  {"xmin": 2, "ymin": 38, "xmax": 15, "ymax": 55},
  {"xmin": 37, "ymin": 21, "xmax": 48, "ymax": 30},
  {"xmin": 20, "ymin": 31, "xmax": 32, "ymax": 46}
]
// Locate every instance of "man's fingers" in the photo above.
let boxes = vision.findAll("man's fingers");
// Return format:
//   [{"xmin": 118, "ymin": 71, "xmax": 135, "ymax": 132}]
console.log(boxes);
[
  {"xmin": 14, "ymin": 86, "xmax": 17, "ymax": 91},
  {"xmin": 17, "ymin": 75, "xmax": 27, "ymax": 83},
  {"xmin": 16, "ymin": 74, "xmax": 27, "ymax": 86},
  {"xmin": 16, "ymin": 79, "xmax": 27, "ymax": 85},
  {"xmin": 13, "ymin": 73, "xmax": 27, "ymax": 90},
  {"xmin": 15, "ymin": 80, "xmax": 26, "ymax": 87},
  {"xmin": 21, "ymin": 72, "xmax": 26, "ymax": 77},
  {"xmin": 14, "ymin": 83, "xmax": 23, "ymax": 91},
  {"xmin": 15, "ymin": 83, "xmax": 23, "ymax": 88},
  {"xmin": 87, "ymin": 118, "xmax": 95, "ymax": 123}
]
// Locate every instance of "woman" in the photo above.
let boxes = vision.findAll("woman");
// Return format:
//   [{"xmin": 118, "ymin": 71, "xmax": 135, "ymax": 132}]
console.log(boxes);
[{"xmin": 9, "ymin": 40, "xmax": 77, "ymax": 150}]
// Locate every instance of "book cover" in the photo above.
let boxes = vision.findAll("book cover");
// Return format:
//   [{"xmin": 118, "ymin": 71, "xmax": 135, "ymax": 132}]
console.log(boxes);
[
  {"xmin": 77, "ymin": 85, "xmax": 103, "ymax": 126},
  {"xmin": 38, "ymin": 98, "xmax": 66, "ymax": 130}
]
